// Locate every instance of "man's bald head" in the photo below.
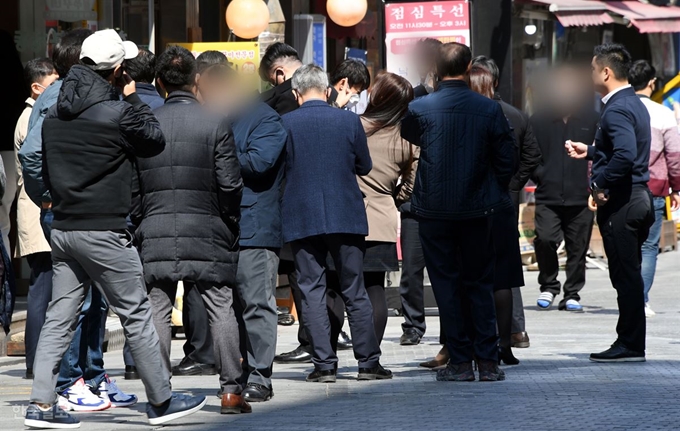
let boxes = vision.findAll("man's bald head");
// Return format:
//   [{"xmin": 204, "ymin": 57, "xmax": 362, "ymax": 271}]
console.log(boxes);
[{"xmin": 436, "ymin": 43, "xmax": 472, "ymax": 80}]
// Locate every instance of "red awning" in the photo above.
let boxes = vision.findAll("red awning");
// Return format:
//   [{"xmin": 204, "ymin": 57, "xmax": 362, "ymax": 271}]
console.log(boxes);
[
  {"xmin": 604, "ymin": 1, "xmax": 680, "ymax": 33},
  {"xmin": 554, "ymin": 11, "xmax": 614, "ymax": 27}
]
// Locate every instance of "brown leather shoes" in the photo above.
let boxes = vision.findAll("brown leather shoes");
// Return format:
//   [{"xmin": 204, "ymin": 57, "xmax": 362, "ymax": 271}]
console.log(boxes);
[
  {"xmin": 511, "ymin": 332, "xmax": 530, "ymax": 349},
  {"xmin": 221, "ymin": 393, "xmax": 252, "ymax": 414},
  {"xmin": 419, "ymin": 346, "xmax": 449, "ymax": 369}
]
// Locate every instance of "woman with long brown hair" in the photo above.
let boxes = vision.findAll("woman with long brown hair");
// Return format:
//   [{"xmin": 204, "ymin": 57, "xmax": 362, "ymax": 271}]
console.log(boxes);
[
  {"xmin": 358, "ymin": 71, "xmax": 418, "ymax": 345},
  {"xmin": 469, "ymin": 65, "xmax": 523, "ymax": 365}
]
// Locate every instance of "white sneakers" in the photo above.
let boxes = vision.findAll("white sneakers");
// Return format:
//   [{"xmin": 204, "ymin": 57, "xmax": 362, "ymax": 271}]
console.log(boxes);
[
  {"xmin": 645, "ymin": 304, "xmax": 656, "ymax": 318},
  {"xmin": 58, "ymin": 378, "xmax": 111, "ymax": 412},
  {"xmin": 98, "ymin": 375, "xmax": 138, "ymax": 407},
  {"xmin": 58, "ymin": 375, "xmax": 137, "ymax": 412}
]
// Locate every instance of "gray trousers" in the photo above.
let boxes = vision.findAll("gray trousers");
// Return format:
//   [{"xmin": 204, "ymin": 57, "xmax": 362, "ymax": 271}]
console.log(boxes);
[
  {"xmin": 235, "ymin": 248, "xmax": 279, "ymax": 387},
  {"xmin": 30, "ymin": 229, "xmax": 171, "ymax": 405},
  {"xmin": 148, "ymin": 280, "xmax": 244, "ymax": 394}
]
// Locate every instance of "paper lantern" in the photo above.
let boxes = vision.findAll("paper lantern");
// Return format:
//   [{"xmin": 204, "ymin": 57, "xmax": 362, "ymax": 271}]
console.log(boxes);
[
  {"xmin": 327, "ymin": 0, "xmax": 367, "ymax": 27},
  {"xmin": 226, "ymin": 0, "xmax": 270, "ymax": 39}
]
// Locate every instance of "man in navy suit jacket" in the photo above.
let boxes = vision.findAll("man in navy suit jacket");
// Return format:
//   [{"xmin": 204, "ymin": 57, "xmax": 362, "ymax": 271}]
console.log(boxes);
[
  {"xmin": 281, "ymin": 64, "xmax": 391, "ymax": 383},
  {"xmin": 567, "ymin": 44, "xmax": 654, "ymax": 363}
]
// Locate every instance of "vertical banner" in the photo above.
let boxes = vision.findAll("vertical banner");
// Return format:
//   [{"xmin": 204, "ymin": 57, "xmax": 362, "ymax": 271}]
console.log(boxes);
[
  {"xmin": 172, "ymin": 42, "xmax": 261, "ymax": 90},
  {"xmin": 384, "ymin": 1, "xmax": 471, "ymax": 86}
]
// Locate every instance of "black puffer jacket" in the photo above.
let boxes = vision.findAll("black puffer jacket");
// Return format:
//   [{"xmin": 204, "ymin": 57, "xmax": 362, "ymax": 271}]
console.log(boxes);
[{"xmin": 135, "ymin": 92, "xmax": 243, "ymax": 286}]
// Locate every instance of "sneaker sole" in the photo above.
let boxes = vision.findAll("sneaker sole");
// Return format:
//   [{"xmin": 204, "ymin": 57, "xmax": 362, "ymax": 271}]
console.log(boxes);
[
  {"xmin": 589, "ymin": 357, "xmax": 646, "ymax": 363},
  {"xmin": 148, "ymin": 397, "xmax": 208, "ymax": 426},
  {"xmin": 109, "ymin": 398, "xmax": 138, "ymax": 408},
  {"xmin": 357, "ymin": 374, "xmax": 393, "ymax": 381},
  {"xmin": 306, "ymin": 376, "xmax": 337, "ymax": 383},
  {"xmin": 60, "ymin": 402, "xmax": 111, "ymax": 412},
  {"xmin": 25, "ymin": 419, "xmax": 81, "ymax": 429}
]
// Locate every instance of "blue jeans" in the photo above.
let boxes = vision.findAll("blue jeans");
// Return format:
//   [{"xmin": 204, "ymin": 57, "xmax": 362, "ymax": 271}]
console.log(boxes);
[
  {"xmin": 41, "ymin": 209, "xmax": 108, "ymax": 392},
  {"xmin": 640, "ymin": 197, "xmax": 666, "ymax": 304}
]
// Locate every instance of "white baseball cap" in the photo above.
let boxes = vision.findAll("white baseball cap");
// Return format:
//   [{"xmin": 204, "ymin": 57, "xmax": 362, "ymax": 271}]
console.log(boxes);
[{"xmin": 79, "ymin": 29, "xmax": 139, "ymax": 71}]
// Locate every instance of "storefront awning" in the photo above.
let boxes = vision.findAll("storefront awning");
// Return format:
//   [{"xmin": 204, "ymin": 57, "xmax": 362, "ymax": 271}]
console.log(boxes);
[
  {"xmin": 519, "ymin": 0, "xmax": 614, "ymax": 26},
  {"xmin": 553, "ymin": 11, "xmax": 613, "ymax": 27},
  {"xmin": 603, "ymin": 1, "xmax": 680, "ymax": 33}
]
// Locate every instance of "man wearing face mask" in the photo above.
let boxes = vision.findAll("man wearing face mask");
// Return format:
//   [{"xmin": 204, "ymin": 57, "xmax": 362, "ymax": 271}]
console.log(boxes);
[
  {"xmin": 328, "ymin": 59, "xmax": 371, "ymax": 110},
  {"xmin": 260, "ymin": 43, "xmax": 303, "ymax": 116}
]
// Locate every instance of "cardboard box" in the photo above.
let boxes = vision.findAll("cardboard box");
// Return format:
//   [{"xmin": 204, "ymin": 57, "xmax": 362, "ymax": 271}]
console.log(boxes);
[{"xmin": 518, "ymin": 203, "xmax": 536, "ymax": 255}]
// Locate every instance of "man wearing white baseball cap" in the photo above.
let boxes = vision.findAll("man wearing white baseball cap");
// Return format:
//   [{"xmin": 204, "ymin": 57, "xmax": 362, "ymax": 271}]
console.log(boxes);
[{"xmin": 24, "ymin": 29, "xmax": 207, "ymax": 429}]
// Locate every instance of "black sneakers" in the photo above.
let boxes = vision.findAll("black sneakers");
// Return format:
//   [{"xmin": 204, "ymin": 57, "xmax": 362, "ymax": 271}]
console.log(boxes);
[
  {"xmin": 399, "ymin": 329, "xmax": 423, "ymax": 346},
  {"xmin": 357, "ymin": 364, "xmax": 393, "ymax": 381},
  {"xmin": 146, "ymin": 393, "xmax": 208, "ymax": 426},
  {"xmin": 306, "ymin": 368, "xmax": 337, "ymax": 383},
  {"xmin": 25, "ymin": 404, "xmax": 80, "ymax": 429},
  {"xmin": 478, "ymin": 360, "xmax": 506, "ymax": 382},
  {"xmin": 436, "ymin": 362, "xmax": 476, "ymax": 382},
  {"xmin": 590, "ymin": 342, "xmax": 645, "ymax": 363}
]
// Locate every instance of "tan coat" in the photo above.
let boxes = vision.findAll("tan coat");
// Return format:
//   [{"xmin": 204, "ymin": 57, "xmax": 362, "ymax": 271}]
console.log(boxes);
[
  {"xmin": 14, "ymin": 99, "xmax": 51, "ymax": 258},
  {"xmin": 358, "ymin": 118, "xmax": 418, "ymax": 242}
]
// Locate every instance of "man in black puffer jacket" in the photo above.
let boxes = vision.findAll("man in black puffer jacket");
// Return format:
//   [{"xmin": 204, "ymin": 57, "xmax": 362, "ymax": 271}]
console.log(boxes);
[
  {"xmin": 134, "ymin": 46, "xmax": 249, "ymax": 416},
  {"xmin": 25, "ymin": 30, "xmax": 207, "ymax": 429}
]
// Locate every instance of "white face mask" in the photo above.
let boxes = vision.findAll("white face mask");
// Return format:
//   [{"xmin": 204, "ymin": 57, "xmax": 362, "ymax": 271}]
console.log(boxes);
[{"xmin": 346, "ymin": 94, "xmax": 361, "ymax": 109}]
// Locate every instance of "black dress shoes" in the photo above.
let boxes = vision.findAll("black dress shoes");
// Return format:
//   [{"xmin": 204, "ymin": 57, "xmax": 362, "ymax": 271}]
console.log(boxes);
[
  {"xmin": 274, "ymin": 345, "xmax": 313, "ymax": 363},
  {"xmin": 589, "ymin": 342, "xmax": 645, "ymax": 363},
  {"xmin": 25, "ymin": 368, "xmax": 34, "ymax": 380},
  {"xmin": 242, "ymin": 383, "xmax": 274, "ymax": 402},
  {"xmin": 125, "ymin": 365, "xmax": 139, "ymax": 380},
  {"xmin": 306, "ymin": 368, "xmax": 337, "ymax": 383},
  {"xmin": 399, "ymin": 328, "xmax": 422, "ymax": 346},
  {"xmin": 337, "ymin": 331, "xmax": 353, "ymax": 350},
  {"xmin": 357, "ymin": 364, "xmax": 393, "ymax": 381},
  {"xmin": 172, "ymin": 357, "xmax": 218, "ymax": 376}
]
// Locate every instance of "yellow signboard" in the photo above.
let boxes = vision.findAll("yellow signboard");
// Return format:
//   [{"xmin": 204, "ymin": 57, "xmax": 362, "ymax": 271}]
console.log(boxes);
[{"xmin": 172, "ymin": 42, "xmax": 261, "ymax": 90}]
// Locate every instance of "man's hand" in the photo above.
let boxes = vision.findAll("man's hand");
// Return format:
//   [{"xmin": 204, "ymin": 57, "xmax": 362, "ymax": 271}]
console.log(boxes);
[
  {"xmin": 565, "ymin": 140, "xmax": 589, "ymax": 159},
  {"xmin": 588, "ymin": 195, "xmax": 598, "ymax": 212},
  {"xmin": 592, "ymin": 189, "xmax": 609, "ymax": 206},
  {"xmin": 117, "ymin": 71, "xmax": 136, "ymax": 97},
  {"xmin": 671, "ymin": 193, "xmax": 680, "ymax": 212}
]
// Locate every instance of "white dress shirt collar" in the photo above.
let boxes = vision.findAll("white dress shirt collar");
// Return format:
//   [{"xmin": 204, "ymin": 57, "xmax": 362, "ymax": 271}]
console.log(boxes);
[{"xmin": 601, "ymin": 84, "xmax": 632, "ymax": 105}]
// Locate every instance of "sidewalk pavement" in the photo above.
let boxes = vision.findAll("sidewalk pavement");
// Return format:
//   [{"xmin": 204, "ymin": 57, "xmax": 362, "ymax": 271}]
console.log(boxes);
[{"xmin": 1, "ymin": 251, "xmax": 680, "ymax": 430}]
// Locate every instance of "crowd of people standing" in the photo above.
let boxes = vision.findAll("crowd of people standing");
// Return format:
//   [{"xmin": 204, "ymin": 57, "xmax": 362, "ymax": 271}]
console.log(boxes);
[{"xmin": 0, "ymin": 25, "xmax": 676, "ymax": 430}]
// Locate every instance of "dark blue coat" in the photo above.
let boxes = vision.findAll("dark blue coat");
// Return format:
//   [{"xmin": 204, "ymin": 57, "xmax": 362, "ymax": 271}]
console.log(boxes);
[
  {"xmin": 136, "ymin": 83, "xmax": 165, "ymax": 111},
  {"xmin": 281, "ymin": 100, "xmax": 371, "ymax": 243},
  {"xmin": 587, "ymin": 86, "xmax": 651, "ymax": 192},
  {"xmin": 231, "ymin": 101, "xmax": 287, "ymax": 248},
  {"xmin": 401, "ymin": 79, "xmax": 515, "ymax": 220}
]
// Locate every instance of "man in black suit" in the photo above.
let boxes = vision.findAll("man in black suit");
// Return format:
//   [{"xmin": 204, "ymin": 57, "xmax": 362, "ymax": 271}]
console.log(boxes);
[
  {"xmin": 259, "ymin": 43, "xmax": 302, "ymax": 116},
  {"xmin": 567, "ymin": 44, "xmax": 654, "ymax": 362}
]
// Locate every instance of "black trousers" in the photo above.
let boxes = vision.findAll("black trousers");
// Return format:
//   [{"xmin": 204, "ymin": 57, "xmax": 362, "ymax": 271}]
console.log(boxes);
[
  {"xmin": 290, "ymin": 268, "xmax": 345, "ymax": 350},
  {"xmin": 597, "ymin": 186, "xmax": 654, "ymax": 352},
  {"xmin": 291, "ymin": 234, "xmax": 381, "ymax": 370},
  {"xmin": 419, "ymin": 217, "xmax": 498, "ymax": 364},
  {"xmin": 182, "ymin": 282, "xmax": 215, "ymax": 365},
  {"xmin": 534, "ymin": 204, "xmax": 594, "ymax": 308},
  {"xmin": 398, "ymin": 215, "xmax": 427, "ymax": 336}
]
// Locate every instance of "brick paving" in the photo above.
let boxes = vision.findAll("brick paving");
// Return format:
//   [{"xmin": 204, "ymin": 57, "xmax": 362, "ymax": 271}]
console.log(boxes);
[{"xmin": 1, "ymin": 251, "xmax": 680, "ymax": 430}]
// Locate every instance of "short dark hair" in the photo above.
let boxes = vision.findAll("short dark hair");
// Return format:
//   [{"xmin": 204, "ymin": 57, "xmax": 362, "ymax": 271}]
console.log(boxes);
[
  {"xmin": 125, "ymin": 48, "xmax": 156, "ymax": 84},
  {"xmin": 24, "ymin": 58, "xmax": 55, "ymax": 86},
  {"xmin": 259, "ymin": 42, "xmax": 300, "ymax": 82},
  {"xmin": 629, "ymin": 60, "xmax": 656, "ymax": 92},
  {"xmin": 593, "ymin": 43, "xmax": 632, "ymax": 81},
  {"xmin": 330, "ymin": 59, "xmax": 371, "ymax": 92},
  {"xmin": 436, "ymin": 43, "xmax": 472, "ymax": 79},
  {"xmin": 196, "ymin": 50, "xmax": 228, "ymax": 73},
  {"xmin": 156, "ymin": 46, "xmax": 197, "ymax": 92},
  {"xmin": 472, "ymin": 55, "xmax": 500, "ymax": 89},
  {"xmin": 415, "ymin": 38, "xmax": 443, "ymax": 63},
  {"xmin": 52, "ymin": 28, "xmax": 93, "ymax": 77}
]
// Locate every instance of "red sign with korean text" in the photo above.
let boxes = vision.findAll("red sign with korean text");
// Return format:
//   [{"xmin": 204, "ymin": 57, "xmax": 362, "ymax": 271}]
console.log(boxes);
[{"xmin": 384, "ymin": 1, "xmax": 471, "ymax": 86}]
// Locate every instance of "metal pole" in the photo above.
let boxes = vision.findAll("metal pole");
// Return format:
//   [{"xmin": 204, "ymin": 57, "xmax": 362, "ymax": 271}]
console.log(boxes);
[{"xmin": 148, "ymin": 0, "xmax": 155, "ymax": 53}]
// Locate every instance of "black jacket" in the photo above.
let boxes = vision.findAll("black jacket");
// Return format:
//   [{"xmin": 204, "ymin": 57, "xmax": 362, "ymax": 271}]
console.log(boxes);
[
  {"xmin": 401, "ymin": 80, "xmax": 515, "ymax": 220},
  {"xmin": 136, "ymin": 92, "xmax": 243, "ymax": 286},
  {"xmin": 530, "ymin": 109, "xmax": 599, "ymax": 206},
  {"xmin": 496, "ymin": 96, "xmax": 541, "ymax": 193},
  {"xmin": 261, "ymin": 79, "xmax": 298, "ymax": 116},
  {"xmin": 42, "ymin": 65, "xmax": 165, "ymax": 231},
  {"xmin": 588, "ymin": 87, "xmax": 651, "ymax": 191}
]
